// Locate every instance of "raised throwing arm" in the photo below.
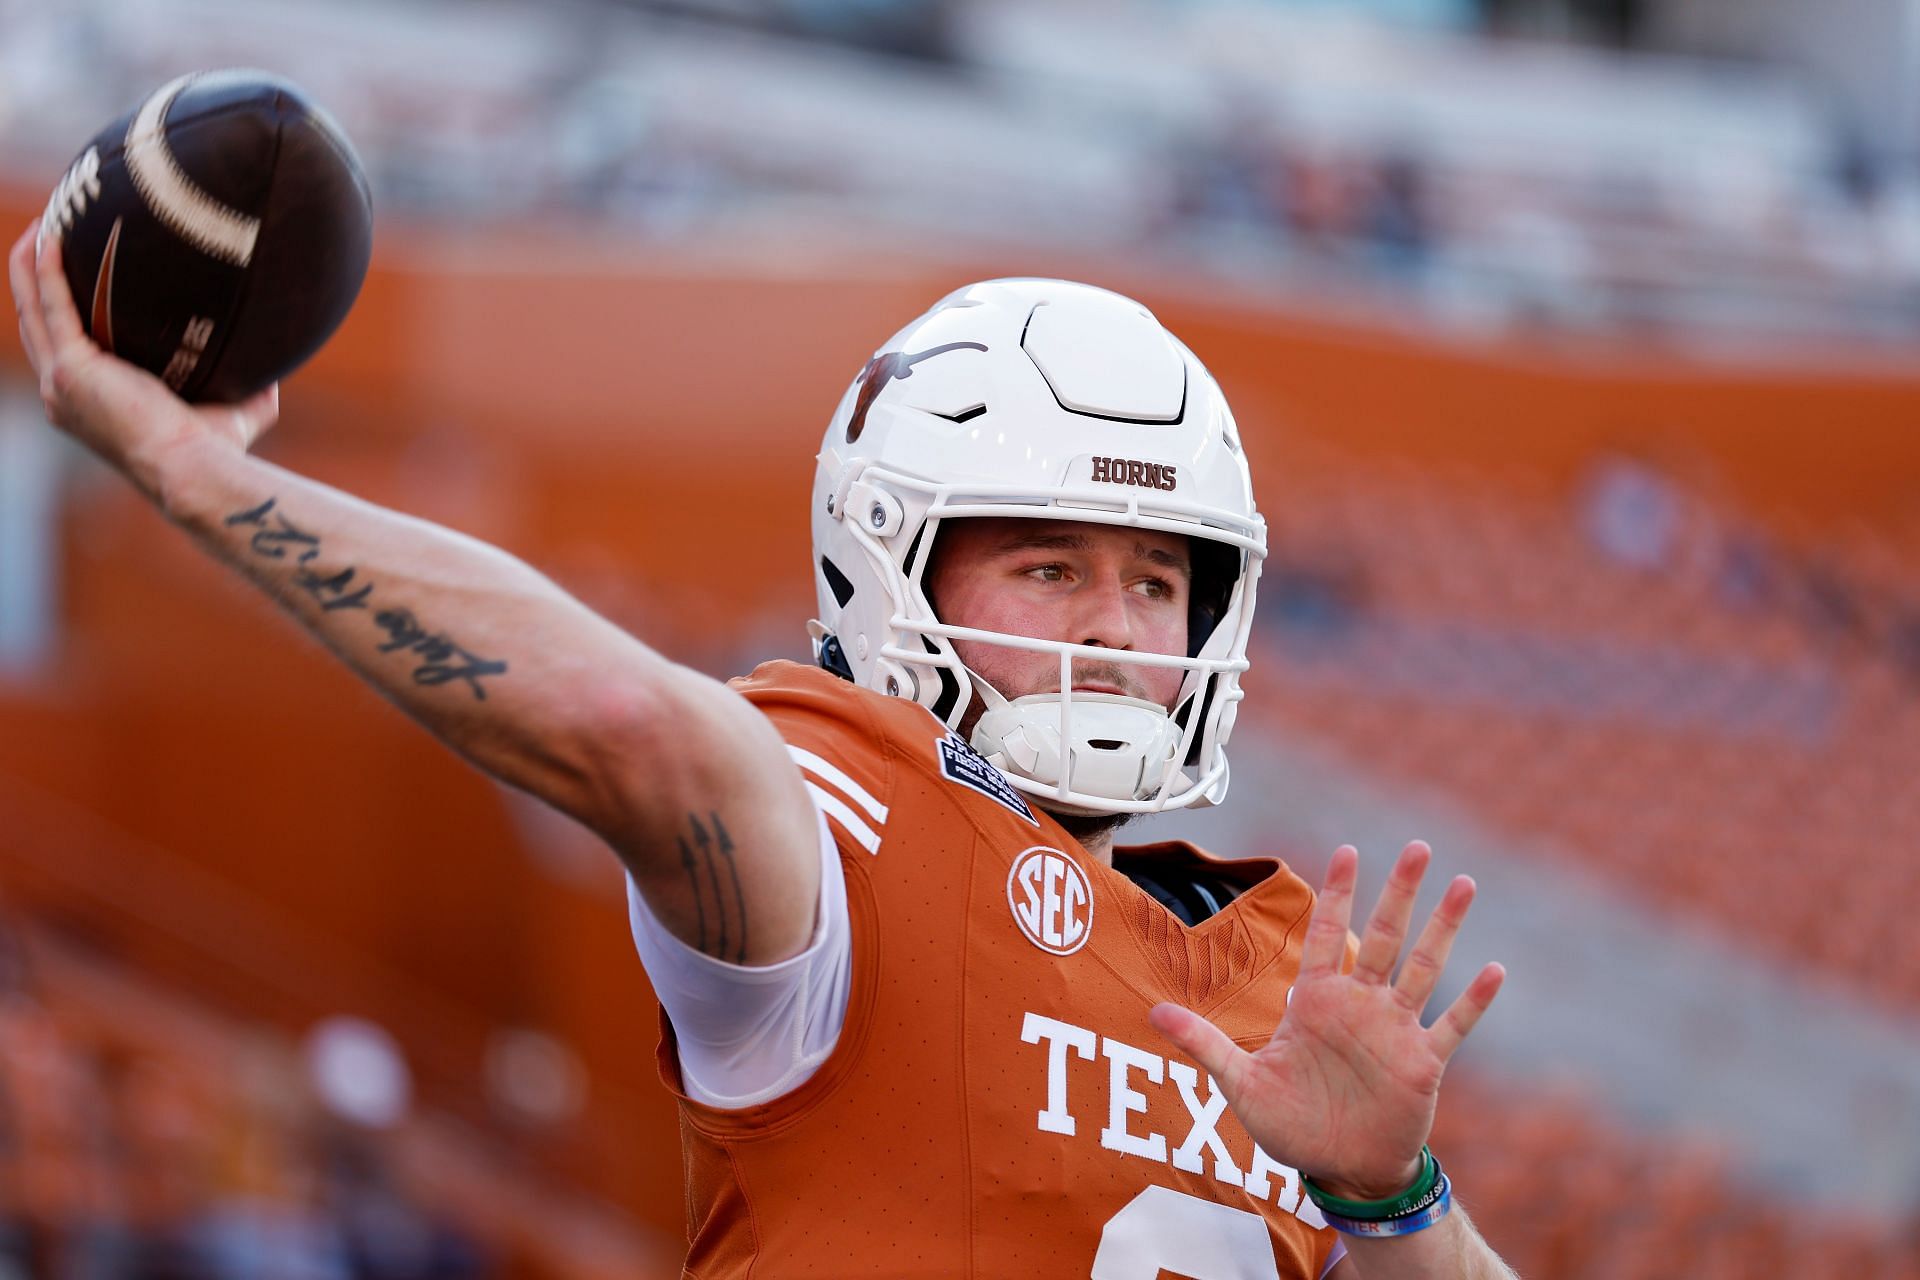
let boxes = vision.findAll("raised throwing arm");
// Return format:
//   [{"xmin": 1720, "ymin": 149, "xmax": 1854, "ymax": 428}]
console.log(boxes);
[{"xmin": 9, "ymin": 225, "xmax": 818, "ymax": 967}]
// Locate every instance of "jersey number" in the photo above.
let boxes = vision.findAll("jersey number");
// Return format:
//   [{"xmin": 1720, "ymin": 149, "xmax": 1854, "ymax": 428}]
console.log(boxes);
[{"xmin": 1091, "ymin": 1186, "xmax": 1283, "ymax": 1279}]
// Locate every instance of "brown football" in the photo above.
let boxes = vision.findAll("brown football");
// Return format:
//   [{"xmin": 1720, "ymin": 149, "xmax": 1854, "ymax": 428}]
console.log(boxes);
[{"xmin": 39, "ymin": 69, "xmax": 373, "ymax": 404}]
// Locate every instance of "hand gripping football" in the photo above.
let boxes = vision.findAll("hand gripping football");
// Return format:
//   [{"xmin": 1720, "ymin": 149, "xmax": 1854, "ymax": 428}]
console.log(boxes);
[{"xmin": 39, "ymin": 69, "xmax": 373, "ymax": 404}]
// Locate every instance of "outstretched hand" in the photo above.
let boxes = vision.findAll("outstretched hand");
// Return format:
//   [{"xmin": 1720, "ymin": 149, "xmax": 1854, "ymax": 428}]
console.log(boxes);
[
  {"xmin": 9, "ymin": 223, "xmax": 278, "ymax": 485},
  {"xmin": 1149, "ymin": 842, "xmax": 1504, "ymax": 1201}
]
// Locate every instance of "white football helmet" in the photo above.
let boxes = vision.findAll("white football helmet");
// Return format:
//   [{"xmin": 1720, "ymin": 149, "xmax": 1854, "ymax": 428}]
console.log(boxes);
[{"xmin": 809, "ymin": 278, "xmax": 1265, "ymax": 816}]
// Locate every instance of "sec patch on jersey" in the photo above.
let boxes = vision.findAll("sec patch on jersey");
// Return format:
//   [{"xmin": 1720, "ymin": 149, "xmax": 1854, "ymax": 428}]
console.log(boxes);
[{"xmin": 39, "ymin": 68, "xmax": 373, "ymax": 404}]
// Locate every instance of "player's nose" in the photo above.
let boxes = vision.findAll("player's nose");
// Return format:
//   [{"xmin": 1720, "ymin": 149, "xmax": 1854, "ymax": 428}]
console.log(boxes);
[{"xmin": 1073, "ymin": 574, "xmax": 1136, "ymax": 652}]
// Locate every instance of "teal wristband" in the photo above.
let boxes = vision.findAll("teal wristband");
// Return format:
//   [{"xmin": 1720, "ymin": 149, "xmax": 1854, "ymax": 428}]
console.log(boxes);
[
  {"xmin": 1301, "ymin": 1147, "xmax": 1439, "ymax": 1221},
  {"xmin": 1320, "ymin": 1172, "xmax": 1453, "ymax": 1238}
]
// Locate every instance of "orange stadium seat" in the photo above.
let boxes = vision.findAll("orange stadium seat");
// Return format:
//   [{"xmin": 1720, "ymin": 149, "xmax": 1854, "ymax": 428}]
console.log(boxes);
[
  {"xmin": 0, "ymin": 914, "xmax": 676, "ymax": 1280},
  {"xmin": 1254, "ymin": 442, "xmax": 1920, "ymax": 1020}
]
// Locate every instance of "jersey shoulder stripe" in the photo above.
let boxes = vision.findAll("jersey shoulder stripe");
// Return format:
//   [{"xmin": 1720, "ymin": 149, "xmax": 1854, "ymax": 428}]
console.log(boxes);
[
  {"xmin": 730, "ymin": 663, "xmax": 900, "ymax": 857},
  {"xmin": 804, "ymin": 780, "xmax": 882, "ymax": 855},
  {"xmin": 787, "ymin": 744, "xmax": 889, "ymax": 824},
  {"xmin": 738, "ymin": 660, "xmax": 1052, "ymax": 857}
]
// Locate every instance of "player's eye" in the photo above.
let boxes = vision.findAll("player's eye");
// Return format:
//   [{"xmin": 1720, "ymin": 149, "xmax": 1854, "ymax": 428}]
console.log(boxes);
[
  {"xmin": 1026, "ymin": 563, "xmax": 1068, "ymax": 583},
  {"xmin": 1134, "ymin": 576, "xmax": 1180, "ymax": 600}
]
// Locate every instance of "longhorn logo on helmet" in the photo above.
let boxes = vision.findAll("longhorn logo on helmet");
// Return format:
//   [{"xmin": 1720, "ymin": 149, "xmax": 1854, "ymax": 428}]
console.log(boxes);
[{"xmin": 845, "ymin": 341, "xmax": 988, "ymax": 442}]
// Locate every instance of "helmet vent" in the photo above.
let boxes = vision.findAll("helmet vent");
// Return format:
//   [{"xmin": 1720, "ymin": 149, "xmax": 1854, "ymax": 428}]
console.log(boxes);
[
  {"xmin": 921, "ymin": 636, "xmax": 963, "ymax": 723},
  {"xmin": 934, "ymin": 403, "xmax": 987, "ymax": 424},
  {"xmin": 901, "ymin": 524, "xmax": 929, "ymax": 579},
  {"xmin": 821, "ymin": 556, "xmax": 856, "ymax": 608},
  {"xmin": 1022, "ymin": 297, "xmax": 1186, "ymax": 423},
  {"xmin": 1089, "ymin": 739, "xmax": 1127, "ymax": 751}
]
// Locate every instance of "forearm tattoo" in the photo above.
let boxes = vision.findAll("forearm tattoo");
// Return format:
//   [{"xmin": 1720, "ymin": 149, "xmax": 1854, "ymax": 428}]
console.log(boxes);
[
  {"xmin": 225, "ymin": 497, "xmax": 507, "ymax": 700},
  {"xmin": 677, "ymin": 812, "xmax": 748, "ymax": 963}
]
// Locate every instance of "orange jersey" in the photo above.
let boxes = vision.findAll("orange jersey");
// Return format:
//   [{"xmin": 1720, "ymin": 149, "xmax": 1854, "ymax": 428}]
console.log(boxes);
[{"xmin": 659, "ymin": 661, "xmax": 1343, "ymax": 1278}]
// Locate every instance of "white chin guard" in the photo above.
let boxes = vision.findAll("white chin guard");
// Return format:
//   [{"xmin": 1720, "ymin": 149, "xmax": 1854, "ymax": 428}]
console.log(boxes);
[{"xmin": 972, "ymin": 692, "xmax": 1188, "ymax": 814}]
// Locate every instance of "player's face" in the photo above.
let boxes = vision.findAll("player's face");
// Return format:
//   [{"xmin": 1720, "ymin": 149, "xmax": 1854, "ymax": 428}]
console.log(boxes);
[{"xmin": 927, "ymin": 518, "xmax": 1191, "ymax": 714}]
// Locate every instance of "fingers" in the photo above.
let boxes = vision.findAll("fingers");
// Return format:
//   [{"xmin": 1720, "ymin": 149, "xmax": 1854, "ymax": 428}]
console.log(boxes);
[
  {"xmin": 1148, "ymin": 1002, "xmax": 1247, "ymax": 1093},
  {"xmin": 34, "ymin": 226, "xmax": 87, "ymax": 352},
  {"xmin": 10, "ymin": 225, "xmax": 49, "ymax": 370},
  {"xmin": 1298, "ymin": 845, "xmax": 1359, "ymax": 980},
  {"xmin": 1428, "ymin": 961, "xmax": 1505, "ymax": 1063},
  {"xmin": 1394, "ymin": 873, "xmax": 1476, "ymax": 1013},
  {"xmin": 1350, "ymin": 840, "xmax": 1431, "ymax": 986}
]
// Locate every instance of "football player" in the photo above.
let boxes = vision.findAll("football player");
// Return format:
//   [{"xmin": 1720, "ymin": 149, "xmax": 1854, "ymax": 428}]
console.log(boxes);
[{"xmin": 12, "ymin": 229, "xmax": 1509, "ymax": 1277}]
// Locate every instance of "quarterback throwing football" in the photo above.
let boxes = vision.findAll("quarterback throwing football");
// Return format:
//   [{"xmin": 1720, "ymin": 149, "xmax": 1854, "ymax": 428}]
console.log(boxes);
[{"xmin": 12, "ymin": 226, "xmax": 1509, "ymax": 1278}]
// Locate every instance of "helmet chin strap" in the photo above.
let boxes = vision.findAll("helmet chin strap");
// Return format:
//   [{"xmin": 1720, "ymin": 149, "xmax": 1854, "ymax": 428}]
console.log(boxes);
[{"xmin": 964, "ymin": 660, "xmax": 1188, "ymax": 812}]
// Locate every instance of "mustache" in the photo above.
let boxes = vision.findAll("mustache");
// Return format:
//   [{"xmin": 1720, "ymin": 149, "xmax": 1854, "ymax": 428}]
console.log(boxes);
[{"xmin": 1044, "ymin": 659, "xmax": 1148, "ymax": 700}]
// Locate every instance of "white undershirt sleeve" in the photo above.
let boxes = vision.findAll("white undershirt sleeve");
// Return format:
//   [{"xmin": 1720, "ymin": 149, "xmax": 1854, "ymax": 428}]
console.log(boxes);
[{"xmin": 624, "ymin": 805, "xmax": 854, "ymax": 1109}]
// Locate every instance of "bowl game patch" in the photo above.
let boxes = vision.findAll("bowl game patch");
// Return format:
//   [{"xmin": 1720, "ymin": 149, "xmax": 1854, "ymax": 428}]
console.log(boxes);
[{"xmin": 937, "ymin": 734, "xmax": 1038, "ymax": 825}]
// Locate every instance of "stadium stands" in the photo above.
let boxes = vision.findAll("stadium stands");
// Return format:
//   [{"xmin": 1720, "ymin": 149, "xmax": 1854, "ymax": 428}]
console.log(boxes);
[
  {"xmin": 1428, "ymin": 1071, "xmax": 1920, "ymax": 1278},
  {"xmin": 3, "ymin": 0, "xmax": 1919, "ymax": 346},
  {"xmin": 1251, "ymin": 436, "xmax": 1920, "ymax": 1020},
  {"xmin": 0, "ymin": 909, "xmax": 674, "ymax": 1280}
]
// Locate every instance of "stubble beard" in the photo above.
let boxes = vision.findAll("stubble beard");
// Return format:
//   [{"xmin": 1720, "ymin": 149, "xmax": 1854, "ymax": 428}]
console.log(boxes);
[{"xmin": 1046, "ymin": 807, "xmax": 1137, "ymax": 847}]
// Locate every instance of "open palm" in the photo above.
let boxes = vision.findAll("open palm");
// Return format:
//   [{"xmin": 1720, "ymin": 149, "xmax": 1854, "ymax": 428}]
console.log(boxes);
[{"xmin": 1150, "ymin": 843, "xmax": 1505, "ymax": 1201}]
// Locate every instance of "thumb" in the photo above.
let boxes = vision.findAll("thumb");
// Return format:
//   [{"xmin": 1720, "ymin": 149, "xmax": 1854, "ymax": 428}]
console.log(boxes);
[
  {"xmin": 1149, "ymin": 1002, "xmax": 1246, "ymax": 1091},
  {"xmin": 220, "ymin": 382, "xmax": 280, "ymax": 451}
]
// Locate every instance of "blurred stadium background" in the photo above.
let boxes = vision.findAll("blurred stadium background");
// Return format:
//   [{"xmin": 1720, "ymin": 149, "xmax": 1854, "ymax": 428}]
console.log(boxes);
[{"xmin": 3, "ymin": 0, "xmax": 1920, "ymax": 1275}]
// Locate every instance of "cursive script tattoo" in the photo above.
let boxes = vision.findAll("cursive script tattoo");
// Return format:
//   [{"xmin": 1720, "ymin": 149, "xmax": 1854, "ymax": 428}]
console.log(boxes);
[
  {"xmin": 677, "ymin": 811, "xmax": 747, "ymax": 962},
  {"xmin": 225, "ymin": 496, "xmax": 320, "ymax": 562},
  {"xmin": 226, "ymin": 497, "xmax": 508, "ymax": 701},
  {"xmin": 293, "ymin": 565, "xmax": 374, "ymax": 612},
  {"xmin": 372, "ymin": 608, "xmax": 508, "ymax": 701}
]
